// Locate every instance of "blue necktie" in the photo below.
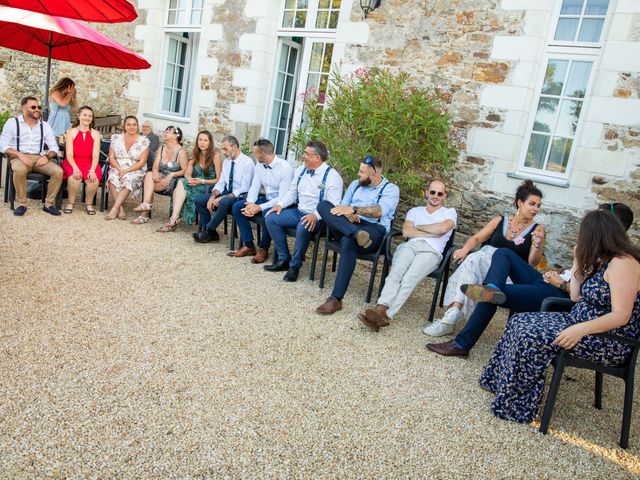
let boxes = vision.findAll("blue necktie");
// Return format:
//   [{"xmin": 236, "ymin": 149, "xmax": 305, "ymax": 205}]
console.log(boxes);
[
  {"xmin": 228, "ymin": 161, "xmax": 235, "ymax": 189},
  {"xmin": 306, "ymin": 170, "xmax": 315, "ymax": 177}
]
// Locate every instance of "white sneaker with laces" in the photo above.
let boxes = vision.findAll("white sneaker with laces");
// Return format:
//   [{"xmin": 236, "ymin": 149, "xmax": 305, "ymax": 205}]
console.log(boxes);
[{"xmin": 423, "ymin": 307, "xmax": 462, "ymax": 336}]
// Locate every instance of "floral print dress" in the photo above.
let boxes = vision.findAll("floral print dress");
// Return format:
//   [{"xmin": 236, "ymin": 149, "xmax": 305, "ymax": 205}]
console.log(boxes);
[
  {"xmin": 107, "ymin": 133, "xmax": 150, "ymax": 200},
  {"xmin": 479, "ymin": 264, "xmax": 640, "ymax": 423},
  {"xmin": 169, "ymin": 163, "xmax": 217, "ymax": 225}
]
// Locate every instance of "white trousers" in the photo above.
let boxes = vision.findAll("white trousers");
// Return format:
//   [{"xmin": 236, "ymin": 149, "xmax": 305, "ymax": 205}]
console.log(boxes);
[{"xmin": 378, "ymin": 240, "xmax": 442, "ymax": 318}]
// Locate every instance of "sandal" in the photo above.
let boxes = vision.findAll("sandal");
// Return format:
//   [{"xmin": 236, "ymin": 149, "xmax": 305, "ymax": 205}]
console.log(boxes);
[
  {"xmin": 105, "ymin": 208, "xmax": 118, "ymax": 221},
  {"xmin": 117, "ymin": 207, "xmax": 126, "ymax": 220},
  {"xmin": 131, "ymin": 215, "xmax": 149, "ymax": 225},
  {"xmin": 63, "ymin": 203, "xmax": 74, "ymax": 214},
  {"xmin": 133, "ymin": 203, "xmax": 153, "ymax": 213},
  {"xmin": 85, "ymin": 205, "xmax": 96, "ymax": 216},
  {"xmin": 156, "ymin": 217, "xmax": 182, "ymax": 233}
]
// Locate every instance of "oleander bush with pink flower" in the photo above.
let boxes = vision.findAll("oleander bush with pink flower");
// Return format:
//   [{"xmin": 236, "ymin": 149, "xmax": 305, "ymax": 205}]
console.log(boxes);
[{"xmin": 290, "ymin": 67, "xmax": 456, "ymax": 200}]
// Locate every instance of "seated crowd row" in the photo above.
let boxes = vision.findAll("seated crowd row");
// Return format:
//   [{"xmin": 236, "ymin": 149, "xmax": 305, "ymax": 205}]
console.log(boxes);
[{"xmin": 2, "ymin": 96, "xmax": 639, "ymax": 430}]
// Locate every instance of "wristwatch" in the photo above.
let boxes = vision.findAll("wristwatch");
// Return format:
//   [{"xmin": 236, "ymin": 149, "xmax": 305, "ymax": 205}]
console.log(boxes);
[
  {"xmin": 561, "ymin": 281, "xmax": 569, "ymax": 293},
  {"xmin": 353, "ymin": 206, "xmax": 359, "ymax": 214}
]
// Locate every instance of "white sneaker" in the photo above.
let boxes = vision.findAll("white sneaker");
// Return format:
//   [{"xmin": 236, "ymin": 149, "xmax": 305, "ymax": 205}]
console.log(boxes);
[{"xmin": 423, "ymin": 307, "xmax": 462, "ymax": 336}]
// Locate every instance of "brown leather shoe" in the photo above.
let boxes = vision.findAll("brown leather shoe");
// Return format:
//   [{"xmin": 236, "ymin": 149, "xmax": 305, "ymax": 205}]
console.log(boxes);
[
  {"xmin": 251, "ymin": 248, "xmax": 269, "ymax": 264},
  {"xmin": 357, "ymin": 313, "xmax": 380, "ymax": 332},
  {"xmin": 425, "ymin": 339, "xmax": 469, "ymax": 358},
  {"xmin": 227, "ymin": 245, "xmax": 257, "ymax": 258},
  {"xmin": 316, "ymin": 297, "xmax": 343, "ymax": 315},
  {"xmin": 364, "ymin": 304, "xmax": 390, "ymax": 327}
]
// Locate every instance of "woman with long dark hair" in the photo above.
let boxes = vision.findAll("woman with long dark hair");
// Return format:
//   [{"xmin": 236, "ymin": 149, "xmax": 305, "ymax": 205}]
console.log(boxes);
[
  {"xmin": 425, "ymin": 180, "xmax": 545, "ymax": 336},
  {"xmin": 60, "ymin": 106, "xmax": 102, "ymax": 214},
  {"xmin": 479, "ymin": 209, "xmax": 640, "ymax": 423},
  {"xmin": 156, "ymin": 130, "xmax": 222, "ymax": 232}
]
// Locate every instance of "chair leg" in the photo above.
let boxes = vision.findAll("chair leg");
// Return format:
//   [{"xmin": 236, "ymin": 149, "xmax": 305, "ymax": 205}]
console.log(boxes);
[
  {"xmin": 309, "ymin": 237, "xmax": 321, "ymax": 281},
  {"xmin": 224, "ymin": 216, "xmax": 228, "ymax": 235},
  {"xmin": 594, "ymin": 371, "xmax": 603, "ymax": 410},
  {"xmin": 365, "ymin": 258, "xmax": 379, "ymax": 303},
  {"xmin": 331, "ymin": 251, "xmax": 338, "ymax": 272},
  {"xmin": 8, "ymin": 168, "xmax": 15, "ymax": 210},
  {"xmin": 440, "ymin": 268, "xmax": 450, "ymax": 307},
  {"xmin": 620, "ymin": 375, "xmax": 635, "ymax": 449},
  {"xmin": 378, "ymin": 260, "xmax": 389, "ymax": 298},
  {"xmin": 4, "ymin": 157, "xmax": 10, "ymax": 203},
  {"xmin": 539, "ymin": 355, "xmax": 566, "ymax": 435},
  {"xmin": 319, "ymin": 245, "xmax": 330, "ymax": 289},
  {"xmin": 428, "ymin": 276, "xmax": 443, "ymax": 322},
  {"xmin": 230, "ymin": 216, "xmax": 237, "ymax": 250}
]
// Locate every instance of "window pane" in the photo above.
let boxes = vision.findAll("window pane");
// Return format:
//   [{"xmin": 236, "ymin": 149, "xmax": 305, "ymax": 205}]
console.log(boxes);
[
  {"xmin": 541, "ymin": 60, "xmax": 568, "ymax": 96},
  {"xmin": 329, "ymin": 11, "xmax": 339, "ymax": 29},
  {"xmin": 274, "ymin": 72, "xmax": 285, "ymax": 98},
  {"xmin": 165, "ymin": 65, "xmax": 175, "ymax": 88},
  {"xmin": 319, "ymin": 0, "xmax": 330, "ymax": 7},
  {"xmin": 176, "ymin": 10, "xmax": 185, "ymax": 25},
  {"xmin": 547, "ymin": 137, "xmax": 572, "ymax": 173},
  {"xmin": 169, "ymin": 0, "xmax": 178, "ymax": 8},
  {"xmin": 279, "ymin": 103, "xmax": 290, "ymax": 129},
  {"xmin": 274, "ymin": 128, "xmax": 285, "ymax": 155},
  {"xmin": 294, "ymin": 11, "xmax": 306, "ymax": 28},
  {"xmin": 533, "ymin": 97, "xmax": 559, "ymax": 133},
  {"xmin": 585, "ymin": 0, "xmax": 609, "ymax": 15},
  {"xmin": 554, "ymin": 18, "xmax": 579, "ymax": 41},
  {"xmin": 333, "ymin": 0, "xmax": 342, "ymax": 7},
  {"xmin": 163, "ymin": 89, "xmax": 172, "ymax": 111},
  {"xmin": 271, "ymin": 101, "xmax": 281, "ymax": 127},
  {"xmin": 174, "ymin": 90, "xmax": 182, "ymax": 112},
  {"xmin": 284, "ymin": 73, "xmax": 295, "ymax": 99},
  {"xmin": 319, "ymin": 74, "xmax": 328, "ymax": 96},
  {"xmin": 322, "ymin": 44, "xmax": 334, "ymax": 72},
  {"xmin": 190, "ymin": 9, "xmax": 202, "ymax": 24},
  {"xmin": 297, "ymin": 0, "xmax": 309, "ymax": 7},
  {"xmin": 287, "ymin": 48, "xmax": 297, "ymax": 74},
  {"xmin": 560, "ymin": 0, "xmax": 584, "ymax": 15},
  {"xmin": 282, "ymin": 11, "xmax": 294, "ymax": 28},
  {"xmin": 168, "ymin": 11, "xmax": 176, "ymax": 24},
  {"xmin": 193, "ymin": 0, "xmax": 203, "ymax": 8},
  {"xmin": 565, "ymin": 61, "xmax": 592, "ymax": 98},
  {"xmin": 168, "ymin": 39, "xmax": 178, "ymax": 63},
  {"xmin": 315, "ymin": 11, "xmax": 329, "ymax": 29},
  {"xmin": 556, "ymin": 100, "xmax": 582, "ymax": 137},
  {"xmin": 578, "ymin": 19, "xmax": 604, "ymax": 42},
  {"xmin": 306, "ymin": 73, "xmax": 320, "ymax": 91},
  {"xmin": 309, "ymin": 43, "xmax": 323, "ymax": 71},
  {"xmin": 525, "ymin": 134, "xmax": 550, "ymax": 170},
  {"xmin": 278, "ymin": 44, "xmax": 289, "ymax": 71},
  {"xmin": 285, "ymin": 0, "xmax": 296, "ymax": 7}
]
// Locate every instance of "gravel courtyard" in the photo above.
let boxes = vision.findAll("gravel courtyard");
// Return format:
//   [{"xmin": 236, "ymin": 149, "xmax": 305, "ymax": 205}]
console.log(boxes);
[{"xmin": 0, "ymin": 195, "xmax": 638, "ymax": 478}]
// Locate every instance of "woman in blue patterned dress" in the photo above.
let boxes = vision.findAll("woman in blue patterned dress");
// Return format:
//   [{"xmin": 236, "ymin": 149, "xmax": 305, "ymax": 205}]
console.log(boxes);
[
  {"xmin": 48, "ymin": 77, "xmax": 77, "ymax": 137},
  {"xmin": 480, "ymin": 209, "xmax": 640, "ymax": 423},
  {"xmin": 157, "ymin": 130, "xmax": 222, "ymax": 232}
]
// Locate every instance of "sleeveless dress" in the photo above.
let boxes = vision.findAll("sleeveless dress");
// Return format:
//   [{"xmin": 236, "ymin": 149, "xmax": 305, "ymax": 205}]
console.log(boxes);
[
  {"xmin": 61, "ymin": 130, "xmax": 101, "ymax": 180},
  {"xmin": 157, "ymin": 145, "xmax": 183, "ymax": 193},
  {"xmin": 479, "ymin": 264, "xmax": 640, "ymax": 423},
  {"xmin": 107, "ymin": 133, "xmax": 150, "ymax": 200},
  {"xmin": 443, "ymin": 215, "xmax": 539, "ymax": 320},
  {"xmin": 170, "ymin": 163, "xmax": 217, "ymax": 225},
  {"xmin": 48, "ymin": 101, "xmax": 71, "ymax": 137}
]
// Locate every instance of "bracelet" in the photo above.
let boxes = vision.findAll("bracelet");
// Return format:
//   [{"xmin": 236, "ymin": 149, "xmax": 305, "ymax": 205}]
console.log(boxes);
[{"xmin": 561, "ymin": 281, "xmax": 569, "ymax": 293}]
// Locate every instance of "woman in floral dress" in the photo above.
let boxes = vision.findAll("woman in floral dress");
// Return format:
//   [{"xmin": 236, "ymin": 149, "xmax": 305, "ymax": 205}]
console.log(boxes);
[
  {"xmin": 105, "ymin": 116, "xmax": 149, "ymax": 220},
  {"xmin": 157, "ymin": 130, "xmax": 221, "ymax": 232},
  {"xmin": 480, "ymin": 209, "xmax": 640, "ymax": 423}
]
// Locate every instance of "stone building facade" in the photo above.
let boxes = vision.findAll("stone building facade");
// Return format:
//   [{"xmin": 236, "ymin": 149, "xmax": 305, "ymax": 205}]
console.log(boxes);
[{"xmin": 1, "ymin": 0, "xmax": 638, "ymax": 264}]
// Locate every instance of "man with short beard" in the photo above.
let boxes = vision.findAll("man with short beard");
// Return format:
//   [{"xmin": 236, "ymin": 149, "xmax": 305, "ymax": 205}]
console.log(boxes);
[
  {"xmin": 313, "ymin": 156, "xmax": 400, "ymax": 315},
  {"xmin": 0, "ymin": 96, "xmax": 62, "ymax": 216}
]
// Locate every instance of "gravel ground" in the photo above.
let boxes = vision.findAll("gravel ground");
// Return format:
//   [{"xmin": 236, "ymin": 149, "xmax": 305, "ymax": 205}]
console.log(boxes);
[{"xmin": 0, "ymin": 194, "xmax": 639, "ymax": 479}]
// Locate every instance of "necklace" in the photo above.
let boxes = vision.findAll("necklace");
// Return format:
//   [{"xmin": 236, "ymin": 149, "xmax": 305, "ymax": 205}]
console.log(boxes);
[{"xmin": 508, "ymin": 215, "xmax": 530, "ymax": 240}]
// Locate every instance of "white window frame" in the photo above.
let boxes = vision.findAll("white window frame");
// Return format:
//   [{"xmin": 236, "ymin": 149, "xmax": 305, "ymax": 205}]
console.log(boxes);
[
  {"xmin": 158, "ymin": 31, "xmax": 198, "ymax": 117},
  {"xmin": 165, "ymin": 0, "xmax": 203, "ymax": 29},
  {"xmin": 278, "ymin": 0, "xmax": 343, "ymax": 35},
  {"xmin": 517, "ymin": 0, "xmax": 612, "ymax": 180},
  {"xmin": 548, "ymin": 0, "xmax": 611, "ymax": 48}
]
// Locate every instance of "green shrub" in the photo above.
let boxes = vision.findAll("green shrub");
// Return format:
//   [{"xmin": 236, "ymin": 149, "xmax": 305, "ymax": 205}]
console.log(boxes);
[
  {"xmin": 0, "ymin": 111, "xmax": 11, "ymax": 132},
  {"xmin": 290, "ymin": 68, "xmax": 457, "ymax": 200}
]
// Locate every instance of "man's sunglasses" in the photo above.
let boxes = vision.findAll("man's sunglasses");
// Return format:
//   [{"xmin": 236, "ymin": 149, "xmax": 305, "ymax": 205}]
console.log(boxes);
[
  {"xmin": 429, "ymin": 190, "xmax": 445, "ymax": 197},
  {"xmin": 29, "ymin": 105, "xmax": 42, "ymax": 111}
]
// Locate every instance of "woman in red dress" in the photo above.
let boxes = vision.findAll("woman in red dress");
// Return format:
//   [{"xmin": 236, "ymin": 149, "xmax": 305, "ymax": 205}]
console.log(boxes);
[{"xmin": 61, "ymin": 106, "xmax": 102, "ymax": 214}]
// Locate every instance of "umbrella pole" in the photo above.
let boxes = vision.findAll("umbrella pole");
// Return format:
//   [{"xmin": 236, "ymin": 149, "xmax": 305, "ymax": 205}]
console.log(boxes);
[{"xmin": 44, "ymin": 33, "xmax": 53, "ymax": 121}]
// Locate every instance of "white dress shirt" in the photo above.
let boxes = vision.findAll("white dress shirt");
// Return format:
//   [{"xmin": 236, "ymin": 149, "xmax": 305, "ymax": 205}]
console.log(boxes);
[
  {"xmin": 278, "ymin": 162, "xmax": 344, "ymax": 219},
  {"xmin": 246, "ymin": 156, "xmax": 294, "ymax": 211},
  {"xmin": 0, "ymin": 115, "xmax": 60, "ymax": 156},
  {"xmin": 213, "ymin": 151, "xmax": 254, "ymax": 197}
]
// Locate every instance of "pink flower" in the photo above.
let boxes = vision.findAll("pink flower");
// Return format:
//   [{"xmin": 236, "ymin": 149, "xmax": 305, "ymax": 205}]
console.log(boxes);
[{"xmin": 514, "ymin": 237, "xmax": 525, "ymax": 245}]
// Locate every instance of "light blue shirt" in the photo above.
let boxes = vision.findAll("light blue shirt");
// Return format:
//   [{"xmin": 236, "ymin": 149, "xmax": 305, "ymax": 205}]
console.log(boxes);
[
  {"xmin": 340, "ymin": 178, "xmax": 400, "ymax": 232},
  {"xmin": 246, "ymin": 156, "xmax": 294, "ymax": 211}
]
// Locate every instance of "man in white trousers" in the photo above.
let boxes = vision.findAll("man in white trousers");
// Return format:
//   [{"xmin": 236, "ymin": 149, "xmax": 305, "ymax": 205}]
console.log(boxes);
[{"xmin": 357, "ymin": 180, "xmax": 457, "ymax": 331}]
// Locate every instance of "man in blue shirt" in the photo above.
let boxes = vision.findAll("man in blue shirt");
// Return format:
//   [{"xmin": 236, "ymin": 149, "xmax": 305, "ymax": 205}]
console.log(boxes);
[{"xmin": 314, "ymin": 156, "xmax": 400, "ymax": 315}]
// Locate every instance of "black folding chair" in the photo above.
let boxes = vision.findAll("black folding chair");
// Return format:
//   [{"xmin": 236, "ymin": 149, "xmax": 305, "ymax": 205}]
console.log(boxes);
[
  {"xmin": 379, "ymin": 229, "xmax": 456, "ymax": 321},
  {"xmin": 4, "ymin": 153, "xmax": 63, "ymax": 210},
  {"xmin": 318, "ymin": 223, "xmax": 397, "ymax": 303},
  {"xmin": 539, "ymin": 297, "xmax": 640, "ymax": 449}
]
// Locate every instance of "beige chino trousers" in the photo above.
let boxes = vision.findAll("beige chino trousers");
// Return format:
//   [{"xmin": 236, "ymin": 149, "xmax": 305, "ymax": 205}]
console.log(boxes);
[{"xmin": 10, "ymin": 154, "xmax": 63, "ymax": 207}]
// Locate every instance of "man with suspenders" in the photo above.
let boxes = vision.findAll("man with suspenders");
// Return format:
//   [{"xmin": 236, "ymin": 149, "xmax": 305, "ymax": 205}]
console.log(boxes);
[
  {"xmin": 264, "ymin": 140, "xmax": 343, "ymax": 276},
  {"xmin": 0, "ymin": 96, "xmax": 62, "ymax": 216},
  {"xmin": 314, "ymin": 156, "xmax": 400, "ymax": 315}
]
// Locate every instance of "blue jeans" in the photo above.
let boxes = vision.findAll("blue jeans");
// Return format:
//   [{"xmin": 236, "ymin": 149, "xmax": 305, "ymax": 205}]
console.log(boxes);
[
  {"xmin": 317, "ymin": 200, "xmax": 386, "ymax": 300},
  {"xmin": 194, "ymin": 192, "xmax": 239, "ymax": 232},
  {"xmin": 265, "ymin": 208, "xmax": 321, "ymax": 267},
  {"xmin": 231, "ymin": 196, "xmax": 271, "ymax": 250},
  {"xmin": 455, "ymin": 248, "xmax": 568, "ymax": 350}
]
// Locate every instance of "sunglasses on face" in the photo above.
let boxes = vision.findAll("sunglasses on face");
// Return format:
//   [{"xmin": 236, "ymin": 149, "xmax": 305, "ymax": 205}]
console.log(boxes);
[
  {"xmin": 429, "ymin": 190, "xmax": 445, "ymax": 197},
  {"xmin": 29, "ymin": 105, "xmax": 42, "ymax": 111}
]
